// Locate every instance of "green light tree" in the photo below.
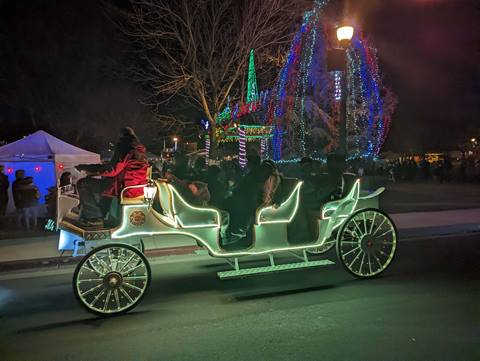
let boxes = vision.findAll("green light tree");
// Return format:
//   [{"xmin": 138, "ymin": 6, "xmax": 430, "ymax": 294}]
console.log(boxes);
[{"xmin": 246, "ymin": 49, "xmax": 259, "ymax": 104}]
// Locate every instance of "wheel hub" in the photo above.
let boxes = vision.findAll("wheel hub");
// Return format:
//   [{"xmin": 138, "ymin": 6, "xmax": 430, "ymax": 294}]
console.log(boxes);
[
  {"xmin": 360, "ymin": 234, "xmax": 376, "ymax": 252},
  {"xmin": 103, "ymin": 272, "xmax": 123, "ymax": 289}
]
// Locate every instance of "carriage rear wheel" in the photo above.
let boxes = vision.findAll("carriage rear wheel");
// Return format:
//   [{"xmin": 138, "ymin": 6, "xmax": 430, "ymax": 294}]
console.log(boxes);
[
  {"xmin": 73, "ymin": 243, "xmax": 151, "ymax": 316},
  {"xmin": 336, "ymin": 209, "xmax": 397, "ymax": 278}
]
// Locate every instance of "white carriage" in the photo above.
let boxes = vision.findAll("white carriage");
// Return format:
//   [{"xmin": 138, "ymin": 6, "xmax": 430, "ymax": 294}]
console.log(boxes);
[{"xmin": 57, "ymin": 175, "xmax": 397, "ymax": 316}]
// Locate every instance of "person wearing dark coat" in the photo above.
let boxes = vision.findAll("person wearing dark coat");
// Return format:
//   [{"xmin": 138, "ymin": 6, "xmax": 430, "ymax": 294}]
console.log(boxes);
[
  {"xmin": 224, "ymin": 160, "xmax": 283, "ymax": 245},
  {"xmin": 12, "ymin": 170, "xmax": 40, "ymax": 229},
  {"xmin": 0, "ymin": 165, "xmax": 9, "ymax": 216}
]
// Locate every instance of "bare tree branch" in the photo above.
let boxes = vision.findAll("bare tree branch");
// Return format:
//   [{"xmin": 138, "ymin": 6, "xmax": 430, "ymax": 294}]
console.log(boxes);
[{"xmin": 111, "ymin": 0, "xmax": 309, "ymax": 141}]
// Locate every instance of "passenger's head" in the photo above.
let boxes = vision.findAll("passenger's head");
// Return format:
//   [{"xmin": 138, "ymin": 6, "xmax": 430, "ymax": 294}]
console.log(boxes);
[
  {"xmin": 174, "ymin": 152, "xmax": 188, "ymax": 168},
  {"xmin": 15, "ymin": 169, "xmax": 25, "ymax": 180},
  {"xmin": 247, "ymin": 154, "xmax": 261, "ymax": 170},
  {"xmin": 299, "ymin": 157, "xmax": 313, "ymax": 170},
  {"xmin": 120, "ymin": 126, "xmax": 136, "ymax": 138},
  {"xmin": 193, "ymin": 157, "xmax": 204, "ymax": 171},
  {"xmin": 258, "ymin": 160, "xmax": 277, "ymax": 180},
  {"xmin": 326, "ymin": 153, "xmax": 346, "ymax": 174},
  {"xmin": 60, "ymin": 172, "xmax": 72, "ymax": 186}
]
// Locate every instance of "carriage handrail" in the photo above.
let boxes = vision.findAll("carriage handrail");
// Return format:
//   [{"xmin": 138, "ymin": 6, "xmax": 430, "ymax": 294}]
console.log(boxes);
[{"xmin": 119, "ymin": 183, "xmax": 148, "ymax": 203}]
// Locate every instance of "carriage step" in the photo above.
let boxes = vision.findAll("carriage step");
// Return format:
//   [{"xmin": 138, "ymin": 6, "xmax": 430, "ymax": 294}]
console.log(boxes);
[
  {"xmin": 217, "ymin": 259, "xmax": 335, "ymax": 280},
  {"xmin": 195, "ymin": 249, "xmax": 209, "ymax": 255}
]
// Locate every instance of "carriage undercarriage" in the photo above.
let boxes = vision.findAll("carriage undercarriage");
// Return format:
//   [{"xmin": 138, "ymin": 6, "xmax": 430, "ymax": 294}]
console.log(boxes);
[{"xmin": 57, "ymin": 177, "xmax": 398, "ymax": 316}]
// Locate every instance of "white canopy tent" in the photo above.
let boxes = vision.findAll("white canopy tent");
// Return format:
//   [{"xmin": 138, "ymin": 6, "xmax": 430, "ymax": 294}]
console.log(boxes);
[{"xmin": 0, "ymin": 130, "xmax": 100, "ymax": 213}]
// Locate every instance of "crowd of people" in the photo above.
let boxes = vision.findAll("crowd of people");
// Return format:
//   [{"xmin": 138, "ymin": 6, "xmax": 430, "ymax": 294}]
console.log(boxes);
[
  {"xmin": 0, "ymin": 165, "xmax": 41, "ymax": 230},
  {"xmin": 4, "ymin": 125, "xmax": 480, "ymax": 239},
  {"xmin": 345, "ymin": 155, "xmax": 480, "ymax": 183},
  {"xmin": 154, "ymin": 152, "xmax": 347, "ymax": 246}
]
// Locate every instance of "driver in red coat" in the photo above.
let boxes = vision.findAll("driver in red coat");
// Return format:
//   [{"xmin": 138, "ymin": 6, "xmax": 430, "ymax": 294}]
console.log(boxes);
[{"xmin": 76, "ymin": 127, "xmax": 149, "ymax": 228}]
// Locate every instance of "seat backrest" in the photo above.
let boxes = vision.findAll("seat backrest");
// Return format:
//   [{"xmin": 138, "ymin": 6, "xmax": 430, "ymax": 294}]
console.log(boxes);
[
  {"xmin": 167, "ymin": 182, "xmax": 220, "ymax": 228},
  {"xmin": 256, "ymin": 179, "xmax": 303, "ymax": 224},
  {"xmin": 341, "ymin": 173, "xmax": 358, "ymax": 198},
  {"xmin": 155, "ymin": 180, "xmax": 174, "ymax": 219}
]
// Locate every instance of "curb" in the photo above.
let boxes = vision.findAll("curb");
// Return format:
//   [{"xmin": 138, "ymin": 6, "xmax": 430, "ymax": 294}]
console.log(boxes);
[{"xmin": 0, "ymin": 245, "xmax": 201, "ymax": 273}]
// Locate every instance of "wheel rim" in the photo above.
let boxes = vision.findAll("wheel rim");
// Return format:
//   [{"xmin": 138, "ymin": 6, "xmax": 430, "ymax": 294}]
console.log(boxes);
[
  {"xmin": 338, "ymin": 210, "xmax": 397, "ymax": 277},
  {"xmin": 75, "ymin": 246, "xmax": 149, "ymax": 314}
]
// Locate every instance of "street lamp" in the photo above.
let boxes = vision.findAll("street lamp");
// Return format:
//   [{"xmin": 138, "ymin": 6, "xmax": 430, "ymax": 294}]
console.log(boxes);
[
  {"xmin": 335, "ymin": 23, "xmax": 354, "ymax": 156},
  {"xmin": 173, "ymin": 136, "xmax": 179, "ymax": 151},
  {"xmin": 337, "ymin": 25, "xmax": 355, "ymax": 48}
]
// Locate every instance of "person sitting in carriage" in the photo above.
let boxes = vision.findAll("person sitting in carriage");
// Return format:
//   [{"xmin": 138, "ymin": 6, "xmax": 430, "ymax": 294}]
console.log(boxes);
[
  {"xmin": 75, "ymin": 127, "xmax": 149, "ymax": 228},
  {"xmin": 223, "ymin": 160, "xmax": 284, "ymax": 245}
]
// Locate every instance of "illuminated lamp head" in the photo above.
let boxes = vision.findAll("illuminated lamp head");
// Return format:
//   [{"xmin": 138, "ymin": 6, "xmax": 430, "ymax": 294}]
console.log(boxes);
[
  {"xmin": 336, "ymin": 24, "xmax": 354, "ymax": 48},
  {"xmin": 58, "ymin": 163, "xmax": 65, "ymax": 170},
  {"xmin": 6, "ymin": 167, "xmax": 14, "ymax": 175},
  {"xmin": 34, "ymin": 165, "xmax": 42, "ymax": 172},
  {"xmin": 143, "ymin": 180, "xmax": 157, "ymax": 208}
]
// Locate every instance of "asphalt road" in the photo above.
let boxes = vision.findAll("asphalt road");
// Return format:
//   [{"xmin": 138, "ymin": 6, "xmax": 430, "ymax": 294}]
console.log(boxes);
[
  {"xmin": 0, "ymin": 235, "xmax": 479, "ymax": 361},
  {"xmin": 379, "ymin": 182, "xmax": 480, "ymax": 213}
]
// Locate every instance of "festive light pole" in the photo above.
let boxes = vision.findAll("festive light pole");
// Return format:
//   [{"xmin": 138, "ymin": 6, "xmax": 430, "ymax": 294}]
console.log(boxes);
[
  {"xmin": 336, "ymin": 23, "xmax": 354, "ymax": 155},
  {"xmin": 238, "ymin": 126, "xmax": 247, "ymax": 168},
  {"xmin": 205, "ymin": 135, "xmax": 211, "ymax": 166}
]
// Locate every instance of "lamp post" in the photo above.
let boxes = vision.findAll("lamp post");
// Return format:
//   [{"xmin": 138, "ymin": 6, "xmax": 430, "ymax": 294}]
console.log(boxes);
[
  {"xmin": 335, "ymin": 24, "xmax": 354, "ymax": 155},
  {"xmin": 173, "ymin": 136, "xmax": 179, "ymax": 151}
]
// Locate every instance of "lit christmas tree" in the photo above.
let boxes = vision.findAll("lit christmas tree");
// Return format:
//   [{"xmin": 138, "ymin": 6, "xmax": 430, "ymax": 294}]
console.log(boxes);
[{"xmin": 246, "ymin": 49, "xmax": 259, "ymax": 104}]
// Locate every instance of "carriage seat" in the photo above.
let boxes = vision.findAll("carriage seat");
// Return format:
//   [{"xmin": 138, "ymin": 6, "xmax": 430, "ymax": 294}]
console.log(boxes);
[
  {"xmin": 256, "ymin": 178, "xmax": 303, "ymax": 225},
  {"xmin": 159, "ymin": 180, "xmax": 221, "ymax": 228}
]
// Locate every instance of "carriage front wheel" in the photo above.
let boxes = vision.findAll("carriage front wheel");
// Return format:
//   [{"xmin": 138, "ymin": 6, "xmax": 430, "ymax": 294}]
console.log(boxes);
[
  {"xmin": 73, "ymin": 243, "xmax": 151, "ymax": 316},
  {"xmin": 336, "ymin": 209, "xmax": 397, "ymax": 278}
]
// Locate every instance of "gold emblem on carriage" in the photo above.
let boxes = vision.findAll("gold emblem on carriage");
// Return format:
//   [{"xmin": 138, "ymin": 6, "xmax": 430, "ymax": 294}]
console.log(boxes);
[{"xmin": 129, "ymin": 210, "xmax": 146, "ymax": 226}]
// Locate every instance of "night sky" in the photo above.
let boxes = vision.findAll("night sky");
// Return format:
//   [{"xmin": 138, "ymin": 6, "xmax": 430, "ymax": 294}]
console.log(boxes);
[{"xmin": 1, "ymin": 0, "xmax": 479, "ymax": 153}]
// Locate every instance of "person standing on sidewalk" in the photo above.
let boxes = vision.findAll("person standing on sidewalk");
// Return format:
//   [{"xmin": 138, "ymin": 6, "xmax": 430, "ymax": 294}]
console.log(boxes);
[
  {"xmin": 12, "ymin": 170, "xmax": 41, "ymax": 229},
  {"xmin": 0, "ymin": 165, "xmax": 9, "ymax": 216}
]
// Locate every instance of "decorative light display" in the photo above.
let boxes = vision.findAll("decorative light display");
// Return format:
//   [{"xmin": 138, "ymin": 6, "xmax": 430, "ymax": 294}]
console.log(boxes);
[
  {"xmin": 34, "ymin": 165, "xmax": 42, "ymax": 172},
  {"xmin": 260, "ymin": 137, "xmax": 268, "ymax": 159},
  {"xmin": 265, "ymin": 2, "xmax": 330, "ymax": 160},
  {"xmin": 265, "ymin": 0, "xmax": 394, "ymax": 159},
  {"xmin": 346, "ymin": 36, "xmax": 396, "ymax": 156},
  {"xmin": 6, "ymin": 167, "xmax": 13, "ymax": 174},
  {"xmin": 238, "ymin": 126, "xmax": 247, "ymax": 168},
  {"xmin": 45, "ymin": 218, "xmax": 56, "ymax": 231},
  {"xmin": 200, "ymin": 119, "xmax": 210, "ymax": 131},
  {"xmin": 217, "ymin": 125, "xmax": 273, "ymax": 143},
  {"xmin": 246, "ymin": 49, "xmax": 259, "ymax": 104},
  {"xmin": 334, "ymin": 71, "xmax": 342, "ymax": 101},
  {"xmin": 215, "ymin": 51, "xmax": 263, "ymax": 125},
  {"xmin": 205, "ymin": 135, "xmax": 210, "ymax": 166},
  {"xmin": 205, "ymin": 0, "xmax": 394, "ymax": 161}
]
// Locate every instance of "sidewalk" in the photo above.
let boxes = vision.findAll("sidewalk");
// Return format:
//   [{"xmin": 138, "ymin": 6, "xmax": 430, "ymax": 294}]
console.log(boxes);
[{"xmin": 1, "ymin": 208, "xmax": 479, "ymax": 271}]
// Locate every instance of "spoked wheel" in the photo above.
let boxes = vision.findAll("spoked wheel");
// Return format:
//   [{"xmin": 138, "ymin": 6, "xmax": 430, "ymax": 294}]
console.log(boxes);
[
  {"xmin": 336, "ymin": 209, "xmax": 397, "ymax": 278},
  {"xmin": 73, "ymin": 243, "xmax": 151, "ymax": 316},
  {"xmin": 307, "ymin": 238, "xmax": 336, "ymax": 255}
]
